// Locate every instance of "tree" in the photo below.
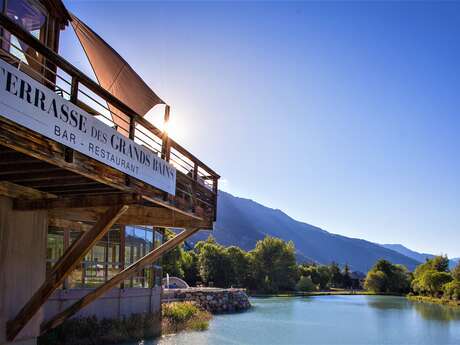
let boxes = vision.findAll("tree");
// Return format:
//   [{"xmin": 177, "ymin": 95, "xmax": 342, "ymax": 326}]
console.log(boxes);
[
  {"xmin": 329, "ymin": 262, "xmax": 343, "ymax": 288},
  {"xmin": 316, "ymin": 265, "xmax": 332, "ymax": 290},
  {"xmin": 342, "ymin": 264, "xmax": 352, "ymax": 289},
  {"xmin": 443, "ymin": 280, "xmax": 460, "ymax": 300},
  {"xmin": 182, "ymin": 250, "xmax": 199, "ymax": 286},
  {"xmin": 421, "ymin": 270, "xmax": 452, "ymax": 297},
  {"xmin": 251, "ymin": 236, "xmax": 298, "ymax": 293},
  {"xmin": 364, "ymin": 270, "xmax": 386, "ymax": 293},
  {"xmin": 297, "ymin": 264, "xmax": 331, "ymax": 290},
  {"xmin": 431, "ymin": 255, "xmax": 450, "ymax": 272},
  {"xmin": 197, "ymin": 240, "xmax": 233, "ymax": 288},
  {"xmin": 452, "ymin": 262, "xmax": 460, "ymax": 281},
  {"xmin": 296, "ymin": 276, "xmax": 316, "ymax": 292},
  {"xmin": 364, "ymin": 259, "xmax": 411, "ymax": 293},
  {"xmin": 226, "ymin": 246, "xmax": 252, "ymax": 288},
  {"xmin": 391, "ymin": 264, "xmax": 411, "ymax": 293},
  {"xmin": 412, "ymin": 256, "xmax": 453, "ymax": 297},
  {"xmin": 162, "ymin": 229, "xmax": 185, "ymax": 278}
]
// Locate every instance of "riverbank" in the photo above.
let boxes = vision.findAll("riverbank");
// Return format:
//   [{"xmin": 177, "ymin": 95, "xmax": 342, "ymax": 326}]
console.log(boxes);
[
  {"xmin": 407, "ymin": 295, "xmax": 460, "ymax": 308},
  {"xmin": 250, "ymin": 289, "xmax": 402, "ymax": 298}
]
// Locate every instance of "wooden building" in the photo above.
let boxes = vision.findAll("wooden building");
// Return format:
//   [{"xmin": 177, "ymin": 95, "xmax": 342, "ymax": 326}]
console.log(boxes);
[{"xmin": 0, "ymin": 1, "xmax": 219, "ymax": 344}]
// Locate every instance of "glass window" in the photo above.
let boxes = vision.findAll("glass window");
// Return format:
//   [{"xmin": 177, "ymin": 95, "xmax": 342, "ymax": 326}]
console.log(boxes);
[
  {"xmin": 7, "ymin": 0, "xmax": 46, "ymax": 37},
  {"xmin": 2, "ymin": 0, "xmax": 47, "ymax": 70},
  {"xmin": 68, "ymin": 230, "xmax": 83, "ymax": 288},
  {"xmin": 125, "ymin": 225, "xmax": 155, "ymax": 288},
  {"xmin": 60, "ymin": 225, "xmax": 159, "ymax": 289},
  {"xmin": 46, "ymin": 228, "xmax": 64, "ymax": 272},
  {"xmin": 154, "ymin": 230, "xmax": 163, "ymax": 249}
]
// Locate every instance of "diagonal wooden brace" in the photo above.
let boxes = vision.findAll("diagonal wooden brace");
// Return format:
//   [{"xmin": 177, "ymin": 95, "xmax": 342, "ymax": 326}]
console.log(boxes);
[
  {"xmin": 7, "ymin": 205, "xmax": 129, "ymax": 341},
  {"xmin": 40, "ymin": 227, "xmax": 200, "ymax": 335}
]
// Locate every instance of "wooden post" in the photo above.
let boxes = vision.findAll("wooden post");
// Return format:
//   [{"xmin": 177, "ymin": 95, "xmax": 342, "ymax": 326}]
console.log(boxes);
[
  {"xmin": 7, "ymin": 205, "xmax": 129, "ymax": 341},
  {"xmin": 63, "ymin": 229, "xmax": 70, "ymax": 289},
  {"xmin": 104, "ymin": 237, "xmax": 109, "ymax": 283},
  {"xmin": 212, "ymin": 176, "xmax": 218, "ymax": 221},
  {"xmin": 41, "ymin": 227, "xmax": 200, "ymax": 334},
  {"xmin": 70, "ymin": 76, "xmax": 79, "ymax": 104},
  {"xmin": 161, "ymin": 105, "xmax": 171, "ymax": 162},
  {"xmin": 128, "ymin": 116, "xmax": 136, "ymax": 140},
  {"xmin": 65, "ymin": 76, "xmax": 78, "ymax": 164}
]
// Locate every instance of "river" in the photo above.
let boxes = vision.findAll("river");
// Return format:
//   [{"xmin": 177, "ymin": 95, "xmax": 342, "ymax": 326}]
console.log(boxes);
[{"xmin": 133, "ymin": 295, "xmax": 460, "ymax": 345}]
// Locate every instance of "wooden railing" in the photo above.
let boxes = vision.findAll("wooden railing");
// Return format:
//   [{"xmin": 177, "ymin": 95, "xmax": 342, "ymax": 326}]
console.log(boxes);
[{"xmin": 0, "ymin": 13, "xmax": 219, "ymax": 221}]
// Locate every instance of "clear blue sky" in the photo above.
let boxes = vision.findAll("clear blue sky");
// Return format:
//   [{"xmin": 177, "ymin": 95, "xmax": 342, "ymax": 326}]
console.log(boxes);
[{"xmin": 62, "ymin": 1, "xmax": 460, "ymax": 257}]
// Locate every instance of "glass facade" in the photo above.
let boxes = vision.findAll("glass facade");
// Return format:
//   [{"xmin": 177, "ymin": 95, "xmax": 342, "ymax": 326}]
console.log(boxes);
[{"xmin": 46, "ymin": 225, "xmax": 163, "ymax": 289}]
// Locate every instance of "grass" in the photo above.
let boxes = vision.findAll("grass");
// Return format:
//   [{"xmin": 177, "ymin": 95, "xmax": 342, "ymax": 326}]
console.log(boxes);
[
  {"xmin": 407, "ymin": 295, "xmax": 460, "ymax": 308},
  {"xmin": 162, "ymin": 302, "xmax": 212, "ymax": 334},
  {"xmin": 38, "ymin": 313, "xmax": 161, "ymax": 345}
]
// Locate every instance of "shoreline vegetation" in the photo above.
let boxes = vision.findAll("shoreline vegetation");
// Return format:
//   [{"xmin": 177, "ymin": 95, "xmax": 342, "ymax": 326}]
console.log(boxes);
[
  {"xmin": 407, "ymin": 295, "xmax": 460, "ymax": 308},
  {"xmin": 163, "ymin": 233, "xmax": 460, "ymax": 309},
  {"xmin": 162, "ymin": 302, "xmax": 212, "ymax": 334},
  {"xmin": 249, "ymin": 289, "xmax": 402, "ymax": 298}
]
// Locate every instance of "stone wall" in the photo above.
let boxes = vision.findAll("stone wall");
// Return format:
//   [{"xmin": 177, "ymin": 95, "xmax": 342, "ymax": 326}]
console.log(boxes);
[
  {"xmin": 44, "ymin": 287, "xmax": 162, "ymax": 321},
  {"xmin": 163, "ymin": 288, "xmax": 251, "ymax": 313}
]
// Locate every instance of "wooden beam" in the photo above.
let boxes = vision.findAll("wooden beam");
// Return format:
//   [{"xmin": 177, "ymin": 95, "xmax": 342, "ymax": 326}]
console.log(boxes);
[
  {"xmin": 41, "ymin": 227, "xmax": 200, "ymax": 334},
  {"xmin": 14, "ymin": 194, "xmax": 141, "ymax": 210},
  {"xmin": 0, "ymin": 117, "xmax": 212, "ymax": 222},
  {"xmin": 0, "ymin": 181, "xmax": 57, "ymax": 200},
  {"xmin": 1, "ymin": 170, "xmax": 81, "ymax": 183},
  {"xmin": 48, "ymin": 218, "xmax": 93, "ymax": 232},
  {"xmin": 48, "ymin": 205, "xmax": 208, "ymax": 228},
  {"xmin": 19, "ymin": 176, "xmax": 97, "ymax": 188},
  {"xmin": 6, "ymin": 205, "xmax": 129, "ymax": 341}
]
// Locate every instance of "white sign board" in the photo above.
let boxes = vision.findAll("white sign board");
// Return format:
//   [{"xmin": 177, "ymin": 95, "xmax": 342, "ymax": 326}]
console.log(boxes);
[{"xmin": 0, "ymin": 59, "xmax": 176, "ymax": 195}]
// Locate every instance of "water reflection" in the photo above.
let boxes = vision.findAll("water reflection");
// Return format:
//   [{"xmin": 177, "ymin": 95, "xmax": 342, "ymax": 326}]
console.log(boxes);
[
  {"xmin": 412, "ymin": 301, "xmax": 460, "ymax": 322},
  {"xmin": 367, "ymin": 296, "xmax": 460, "ymax": 322},
  {"xmin": 367, "ymin": 296, "xmax": 412, "ymax": 310}
]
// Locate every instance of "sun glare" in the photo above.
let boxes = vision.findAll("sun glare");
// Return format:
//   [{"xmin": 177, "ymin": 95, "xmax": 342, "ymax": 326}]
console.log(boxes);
[{"xmin": 144, "ymin": 106, "xmax": 183, "ymax": 141}]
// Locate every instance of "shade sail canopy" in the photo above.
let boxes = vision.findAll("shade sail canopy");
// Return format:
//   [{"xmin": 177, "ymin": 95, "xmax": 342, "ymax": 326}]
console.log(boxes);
[{"xmin": 70, "ymin": 14, "xmax": 164, "ymax": 135}]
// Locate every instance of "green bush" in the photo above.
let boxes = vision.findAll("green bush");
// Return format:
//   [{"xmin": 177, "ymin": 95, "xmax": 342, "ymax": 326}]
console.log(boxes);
[
  {"xmin": 162, "ymin": 302, "xmax": 212, "ymax": 334},
  {"xmin": 162, "ymin": 302, "xmax": 200, "ymax": 323}
]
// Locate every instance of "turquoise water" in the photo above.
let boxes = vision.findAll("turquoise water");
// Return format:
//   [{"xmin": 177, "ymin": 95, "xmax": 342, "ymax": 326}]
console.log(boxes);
[{"xmin": 143, "ymin": 296, "xmax": 460, "ymax": 345}]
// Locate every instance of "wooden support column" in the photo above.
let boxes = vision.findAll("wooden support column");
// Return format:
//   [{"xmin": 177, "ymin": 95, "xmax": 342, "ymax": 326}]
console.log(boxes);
[
  {"xmin": 119, "ymin": 225, "xmax": 125, "ymax": 289},
  {"xmin": 41, "ymin": 227, "xmax": 200, "ymax": 334},
  {"xmin": 7, "ymin": 205, "xmax": 129, "ymax": 341}
]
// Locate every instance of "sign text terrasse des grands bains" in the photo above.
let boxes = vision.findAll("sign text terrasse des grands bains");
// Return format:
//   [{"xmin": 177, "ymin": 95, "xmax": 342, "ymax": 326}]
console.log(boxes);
[{"xmin": 0, "ymin": 59, "xmax": 176, "ymax": 195}]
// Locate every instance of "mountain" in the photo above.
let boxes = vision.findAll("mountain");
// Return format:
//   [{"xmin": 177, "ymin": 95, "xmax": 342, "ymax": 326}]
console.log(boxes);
[
  {"xmin": 382, "ymin": 244, "xmax": 459, "ymax": 269},
  {"xmin": 192, "ymin": 191, "xmax": 421, "ymax": 272},
  {"xmin": 381, "ymin": 244, "xmax": 435, "ymax": 264}
]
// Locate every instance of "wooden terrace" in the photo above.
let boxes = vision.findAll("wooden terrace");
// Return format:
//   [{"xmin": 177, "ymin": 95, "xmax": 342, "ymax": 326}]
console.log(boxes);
[{"xmin": 0, "ymin": 9, "xmax": 219, "ymax": 342}]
